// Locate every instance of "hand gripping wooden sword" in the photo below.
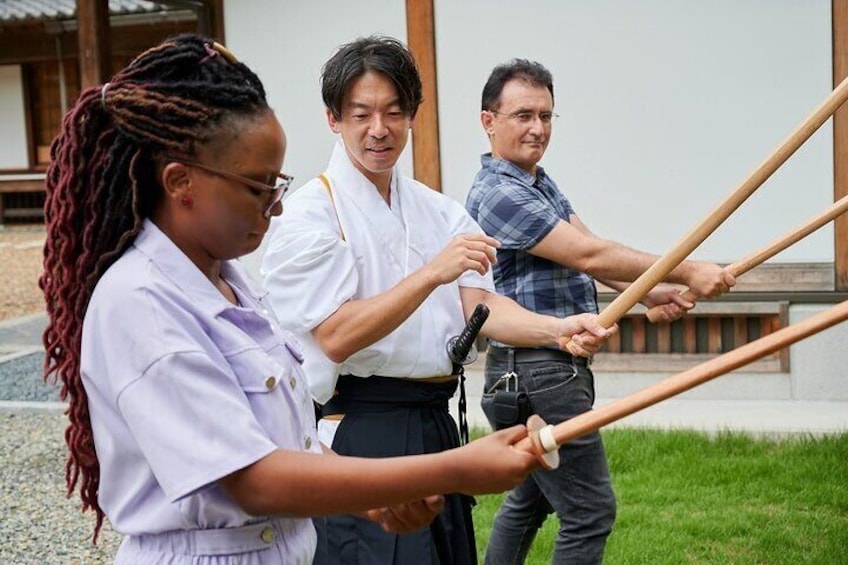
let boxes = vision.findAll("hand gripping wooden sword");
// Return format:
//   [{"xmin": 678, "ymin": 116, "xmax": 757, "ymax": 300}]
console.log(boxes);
[{"xmin": 645, "ymin": 194, "xmax": 848, "ymax": 323}]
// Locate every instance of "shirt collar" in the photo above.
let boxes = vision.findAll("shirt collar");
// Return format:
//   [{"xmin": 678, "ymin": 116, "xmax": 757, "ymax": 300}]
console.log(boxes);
[
  {"xmin": 481, "ymin": 153, "xmax": 547, "ymax": 186},
  {"xmin": 326, "ymin": 140, "xmax": 399, "ymax": 196},
  {"xmin": 327, "ymin": 139, "xmax": 404, "ymax": 209},
  {"xmin": 327, "ymin": 139, "xmax": 390, "ymax": 184},
  {"xmin": 133, "ymin": 219, "xmax": 261, "ymax": 316}
]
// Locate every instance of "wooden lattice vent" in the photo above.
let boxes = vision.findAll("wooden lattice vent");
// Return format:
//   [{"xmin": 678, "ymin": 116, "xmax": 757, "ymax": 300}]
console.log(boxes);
[
  {"xmin": 1, "ymin": 191, "xmax": 45, "ymax": 224},
  {"xmin": 593, "ymin": 301, "xmax": 789, "ymax": 373}
]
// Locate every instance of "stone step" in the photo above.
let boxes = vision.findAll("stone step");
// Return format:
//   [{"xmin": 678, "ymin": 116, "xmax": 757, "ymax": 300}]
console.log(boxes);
[{"xmin": 594, "ymin": 369, "xmax": 792, "ymax": 401}]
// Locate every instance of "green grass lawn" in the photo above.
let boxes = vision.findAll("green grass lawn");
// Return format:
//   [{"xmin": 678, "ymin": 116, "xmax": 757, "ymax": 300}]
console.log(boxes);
[{"xmin": 472, "ymin": 429, "xmax": 848, "ymax": 564}]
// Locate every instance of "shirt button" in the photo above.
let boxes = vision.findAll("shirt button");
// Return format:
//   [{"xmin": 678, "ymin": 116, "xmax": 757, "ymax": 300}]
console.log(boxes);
[
  {"xmin": 265, "ymin": 376, "xmax": 276, "ymax": 390},
  {"xmin": 289, "ymin": 376, "xmax": 297, "ymax": 390},
  {"xmin": 260, "ymin": 526, "xmax": 275, "ymax": 544},
  {"xmin": 305, "ymin": 436, "xmax": 312, "ymax": 449}
]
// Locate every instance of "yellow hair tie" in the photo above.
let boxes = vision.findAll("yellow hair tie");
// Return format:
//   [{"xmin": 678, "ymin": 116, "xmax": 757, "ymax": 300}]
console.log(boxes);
[{"xmin": 211, "ymin": 41, "xmax": 238, "ymax": 64}]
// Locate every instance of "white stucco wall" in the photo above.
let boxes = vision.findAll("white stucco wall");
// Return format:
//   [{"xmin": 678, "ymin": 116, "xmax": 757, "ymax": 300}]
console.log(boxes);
[
  {"xmin": 227, "ymin": 1, "xmax": 833, "ymax": 273},
  {"xmin": 436, "ymin": 0, "xmax": 834, "ymax": 265},
  {"xmin": 0, "ymin": 65, "xmax": 29, "ymax": 169},
  {"xmin": 224, "ymin": 2, "xmax": 841, "ymax": 401},
  {"xmin": 787, "ymin": 304, "xmax": 848, "ymax": 400}
]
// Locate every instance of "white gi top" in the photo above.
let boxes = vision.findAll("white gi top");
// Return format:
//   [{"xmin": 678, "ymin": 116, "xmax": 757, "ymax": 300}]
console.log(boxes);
[
  {"xmin": 81, "ymin": 220, "xmax": 319, "ymax": 562},
  {"xmin": 262, "ymin": 141, "xmax": 494, "ymax": 403}
]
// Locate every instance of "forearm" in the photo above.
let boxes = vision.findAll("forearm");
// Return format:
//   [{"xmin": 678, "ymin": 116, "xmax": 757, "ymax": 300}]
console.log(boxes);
[
  {"xmin": 600, "ymin": 279, "xmax": 674, "ymax": 307},
  {"xmin": 531, "ymin": 221, "xmax": 657, "ymax": 283},
  {"xmin": 579, "ymin": 240, "xmax": 665, "ymax": 282},
  {"xmin": 474, "ymin": 292, "xmax": 560, "ymax": 348},
  {"xmin": 588, "ymin": 244, "xmax": 698, "ymax": 288},
  {"xmin": 313, "ymin": 266, "xmax": 442, "ymax": 362},
  {"xmin": 221, "ymin": 448, "xmax": 463, "ymax": 517},
  {"xmin": 664, "ymin": 260, "xmax": 701, "ymax": 286},
  {"xmin": 597, "ymin": 278, "xmax": 628, "ymax": 293}
]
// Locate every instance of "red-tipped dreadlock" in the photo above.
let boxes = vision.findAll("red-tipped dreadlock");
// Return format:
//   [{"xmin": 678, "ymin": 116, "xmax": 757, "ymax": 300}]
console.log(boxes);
[{"xmin": 40, "ymin": 33, "xmax": 269, "ymax": 541}]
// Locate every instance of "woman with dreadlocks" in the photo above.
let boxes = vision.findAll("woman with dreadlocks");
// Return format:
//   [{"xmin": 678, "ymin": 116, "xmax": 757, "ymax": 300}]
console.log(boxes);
[{"xmin": 41, "ymin": 34, "xmax": 541, "ymax": 564}]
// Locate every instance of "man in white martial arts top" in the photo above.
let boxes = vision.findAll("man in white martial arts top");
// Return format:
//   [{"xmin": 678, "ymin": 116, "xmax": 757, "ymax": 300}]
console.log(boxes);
[{"xmin": 261, "ymin": 36, "xmax": 611, "ymax": 565}]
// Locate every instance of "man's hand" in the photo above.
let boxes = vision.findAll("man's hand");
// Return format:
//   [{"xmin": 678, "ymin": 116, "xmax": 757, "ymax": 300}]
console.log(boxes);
[
  {"xmin": 424, "ymin": 234, "xmax": 501, "ymax": 285},
  {"xmin": 641, "ymin": 283, "xmax": 695, "ymax": 323},
  {"xmin": 556, "ymin": 313, "xmax": 617, "ymax": 356},
  {"xmin": 685, "ymin": 262, "xmax": 736, "ymax": 298},
  {"xmin": 365, "ymin": 495, "xmax": 445, "ymax": 533}
]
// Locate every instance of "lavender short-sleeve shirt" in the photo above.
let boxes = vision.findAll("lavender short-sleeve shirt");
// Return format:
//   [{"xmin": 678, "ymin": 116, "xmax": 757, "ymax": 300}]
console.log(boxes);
[{"xmin": 80, "ymin": 220, "xmax": 318, "ymax": 559}]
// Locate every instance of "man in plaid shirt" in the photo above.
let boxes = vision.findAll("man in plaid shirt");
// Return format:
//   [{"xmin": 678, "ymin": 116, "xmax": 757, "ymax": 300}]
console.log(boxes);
[{"xmin": 466, "ymin": 59, "xmax": 735, "ymax": 565}]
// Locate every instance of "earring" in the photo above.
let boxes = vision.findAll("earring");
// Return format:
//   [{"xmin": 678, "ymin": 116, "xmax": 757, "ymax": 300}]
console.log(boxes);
[{"xmin": 180, "ymin": 196, "xmax": 193, "ymax": 208}]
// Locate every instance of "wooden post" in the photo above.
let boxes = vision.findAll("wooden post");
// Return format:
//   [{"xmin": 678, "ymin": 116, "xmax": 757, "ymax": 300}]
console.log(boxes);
[
  {"xmin": 76, "ymin": 0, "xmax": 112, "ymax": 88},
  {"xmin": 406, "ymin": 0, "xmax": 442, "ymax": 192},
  {"xmin": 657, "ymin": 322, "xmax": 671, "ymax": 353},
  {"xmin": 192, "ymin": 0, "xmax": 226, "ymax": 41},
  {"xmin": 707, "ymin": 317, "xmax": 722, "ymax": 353},
  {"xmin": 834, "ymin": 0, "xmax": 848, "ymax": 290},
  {"xmin": 205, "ymin": 0, "xmax": 226, "ymax": 41},
  {"xmin": 632, "ymin": 318, "xmax": 646, "ymax": 353},
  {"xmin": 683, "ymin": 317, "xmax": 696, "ymax": 353}
]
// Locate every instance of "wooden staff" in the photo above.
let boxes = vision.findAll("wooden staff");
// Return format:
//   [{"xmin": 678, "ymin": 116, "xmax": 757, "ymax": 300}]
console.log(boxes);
[
  {"xmin": 522, "ymin": 299, "xmax": 848, "ymax": 469},
  {"xmin": 563, "ymin": 75, "xmax": 848, "ymax": 353},
  {"xmin": 645, "ymin": 194, "xmax": 848, "ymax": 323}
]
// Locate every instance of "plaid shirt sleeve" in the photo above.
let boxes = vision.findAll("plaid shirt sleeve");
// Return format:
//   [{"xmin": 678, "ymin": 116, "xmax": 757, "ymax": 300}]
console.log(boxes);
[{"xmin": 476, "ymin": 181, "xmax": 560, "ymax": 250}]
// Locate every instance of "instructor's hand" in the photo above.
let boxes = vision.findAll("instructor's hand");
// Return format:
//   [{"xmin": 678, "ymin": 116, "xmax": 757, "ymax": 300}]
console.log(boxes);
[
  {"xmin": 556, "ymin": 313, "xmax": 616, "ymax": 356},
  {"xmin": 424, "ymin": 234, "xmax": 501, "ymax": 284},
  {"xmin": 641, "ymin": 283, "xmax": 693, "ymax": 323},
  {"xmin": 366, "ymin": 495, "xmax": 445, "ymax": 533}
]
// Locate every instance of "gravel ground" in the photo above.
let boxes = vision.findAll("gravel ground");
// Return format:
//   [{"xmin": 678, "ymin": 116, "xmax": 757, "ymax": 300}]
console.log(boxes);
[
  {"xmin": 0, "ymin": 225, "xmax": 45, "ymax": 322},
  {"xmin": 0, "ymin": 352, "xmax": 58, "ymax": 401},
  {"xmin": 0, "ymin": 409, "xmax": 121, "ymax": 564},
  {"xmin": 0, "ymin": 225, "xmax": 124, "ymax": 562}
]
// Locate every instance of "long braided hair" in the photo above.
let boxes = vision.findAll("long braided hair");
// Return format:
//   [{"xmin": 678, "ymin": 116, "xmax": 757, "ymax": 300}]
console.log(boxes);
[{"xmin": 40, "ymin": 33, "xmax": 270, "ymax": 539}]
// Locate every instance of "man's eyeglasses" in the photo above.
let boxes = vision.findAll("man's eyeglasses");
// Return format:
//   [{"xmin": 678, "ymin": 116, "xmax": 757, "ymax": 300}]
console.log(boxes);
[
  {"xmin": 168, "ymin": 156, "xmax": 294, "ymax": 218},
  {"xmin": 489, "ymin": 110, "xmax": 559, "ymax": 125}
]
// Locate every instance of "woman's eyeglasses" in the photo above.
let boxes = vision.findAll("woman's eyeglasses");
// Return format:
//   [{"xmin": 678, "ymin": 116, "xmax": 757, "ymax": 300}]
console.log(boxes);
[{"xmin": 168, "ymin": 156, "xmax": 293, "ymax": 218}]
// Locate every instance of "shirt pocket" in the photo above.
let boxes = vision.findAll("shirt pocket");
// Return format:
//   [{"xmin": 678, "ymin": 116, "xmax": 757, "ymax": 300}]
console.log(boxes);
[
  {"xmin": 228, "ymin": 347, "xmax": 302, "ymax": 448},
  {"xmin": 231, "ymin": 351, "xmax": 286, "ymax": 392}
]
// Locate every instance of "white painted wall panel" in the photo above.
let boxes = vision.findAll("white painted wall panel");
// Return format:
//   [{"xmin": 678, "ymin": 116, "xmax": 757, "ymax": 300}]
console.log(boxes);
[
  {"xmin": 435, "ymin": 0, "xmax": 833, "ymax": 263},
  {"xmin": 222, "ymin": 2, "xmax": 841, "ymax": 399},
  {"xmin": 226, "ymin": 2, "xmax": 833, "ymax": 269},
  {"xmin": 0, "ymin": 65, "xmax": 29, "ymax": 169}
]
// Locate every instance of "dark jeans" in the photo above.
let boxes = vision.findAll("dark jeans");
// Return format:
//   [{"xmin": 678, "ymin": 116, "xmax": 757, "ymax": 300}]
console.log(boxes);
[{"xmin": 482, "ymin": 351, "xmax": 616, "ymax": 565}]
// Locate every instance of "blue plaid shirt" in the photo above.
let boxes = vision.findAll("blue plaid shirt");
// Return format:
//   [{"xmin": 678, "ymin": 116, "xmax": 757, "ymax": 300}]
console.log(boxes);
[{"xmin": 466, "ymin": 154, "xmax": 598, "ymax": 327}]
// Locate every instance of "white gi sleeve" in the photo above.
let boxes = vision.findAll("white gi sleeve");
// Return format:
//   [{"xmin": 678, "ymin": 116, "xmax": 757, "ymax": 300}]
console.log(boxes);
[{"xmin": 261, "ymin": 183, "xmax": 360, "ymax": 402}]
